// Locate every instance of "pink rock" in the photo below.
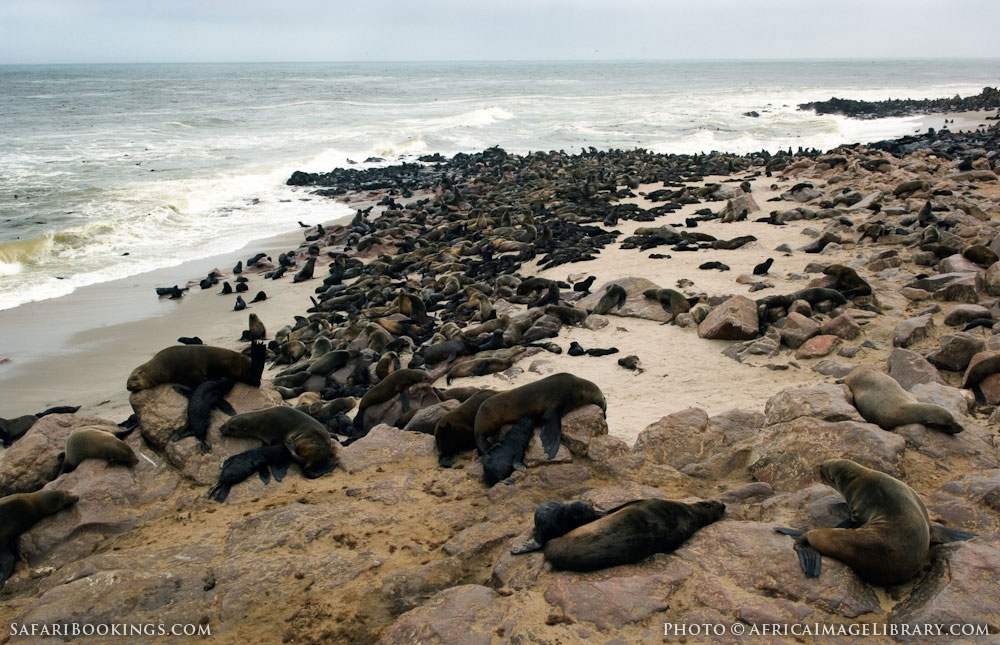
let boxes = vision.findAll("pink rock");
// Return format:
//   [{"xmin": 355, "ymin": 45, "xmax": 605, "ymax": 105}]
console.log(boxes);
[
  {"xmin": 698, "ymin": 295, "xmax": 759, "ymax": 340},
  {"xmin": 794, "ymin": 334, "xmax": 840, "ymax": 359}
]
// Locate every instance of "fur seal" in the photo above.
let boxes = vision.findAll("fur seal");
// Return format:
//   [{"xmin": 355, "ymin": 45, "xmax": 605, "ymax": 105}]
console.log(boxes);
[
  {"xmin": 474, "ymin": 372, "xmax": 606, "ymax": 459},
  {"xmin": 482, "ymin": 416, "xmax": 534, "ymax": 486},
  {"xmin": 0, "ymin": 415, "xmax": 38, "ymax": 447},
  {"xmin": 823, "ymin": 264, "xmax": 872, "ymax": 299},
  {"xmin": 1, "ymin": 489, "xmax": 78, "ymax": 588},
  {"xmin": 354, "ymin": 368, "xmax": 431, "ymax": 430},
  {"xmin": 573, "ymin": 276, "xmax": 596, "ymax": 294},
  {"xmin": 753, "ymin": 258, "xmax": 774, "ymax": 275},
  {"xmin": 126, "ymin": 341, "xmax": 265, "ymax": 392},
  {"xmin": 643, "ymin": 288, "xmax": 695, "ymax": 316},
  {"xmin": 445, "ymin": 357, "xmax": 514, "ymax": 385},
  {"xmin": 250, "ymin": 290, "xmax": 267, "ymax": 303},
  {"xmin": 205, "ymin": 444, "xmax": 292, "ymax": 502},
  {"xmin": 510, "ymin": 501, "xmax": 606, "ymax": 554},
  {"xmin": 775, "ymin": 459, "xmax": 973, "ymax": 585},
  {"xmin": 234, "ymin": 295, "xmax": 247, "ymax": 311},
  {"xmin": 219, "ymin": 406, "xmax": 335, "ymax": 478},
  {"xmin": 435, "ymin": 389, "xmax": 498, "ymax": 466},
  {"xmin": 539, "ymin": 498, "xmax": 725, "ymax": 572},
  {"xmin": 58, "ymin": 426, "xmax": 138, "ymax": 474},
  {"xmin": 171, "ymin": 377, "xmax": 237, "ymax": 451},
  {"xmin": 248, "ymin": 313, "xmax": 266, "ymax": 341},
  {"xmin": 844, "ymin": 365, "xmax": 963, "ymax": 433},
  {"xmin": 591, "ymin": 284, "xmax": 627, "ymax": 315}
]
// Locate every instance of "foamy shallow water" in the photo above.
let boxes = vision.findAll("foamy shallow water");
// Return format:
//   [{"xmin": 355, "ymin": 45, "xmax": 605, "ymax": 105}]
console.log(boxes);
[{"xmin": 1, "ymin": 59, "xmax": 998, "ymax": 311}]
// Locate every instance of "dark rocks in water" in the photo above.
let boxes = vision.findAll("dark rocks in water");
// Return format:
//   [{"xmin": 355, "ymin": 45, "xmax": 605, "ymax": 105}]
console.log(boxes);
[
  {"xmin": 798, "ymin": 87, "xmax": 1000, "ymax": 120},
  {"xmin": 743, "ymin": 110, "xmax": 760, "ymax": 118}
]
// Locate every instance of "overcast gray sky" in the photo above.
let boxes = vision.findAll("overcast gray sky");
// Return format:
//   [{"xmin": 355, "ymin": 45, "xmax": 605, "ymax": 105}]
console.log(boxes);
[{"xmin": 2, "ymin": 0, "xmax": 999, "ymax": 64}]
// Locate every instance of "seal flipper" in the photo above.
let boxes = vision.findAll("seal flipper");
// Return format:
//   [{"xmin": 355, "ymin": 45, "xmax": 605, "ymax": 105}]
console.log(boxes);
[
  {"xmin": 774, "ymin": 526, "xmax": 807, "ymax": 538},
  {"xmin": 512, "ymin": 459, "xmax": 527, "ymax": 472},
  {"xmin": 399, "ymin": 388, "xmax": 411, "ymax": 412},
  {"xmin": 973, "ymin": 383, "xmax": 986, "ymax": 404},
  {"xmin": 794, "ymin": 539, "xmax": 822, "ymax": 578},
  {"xmin": 249, "ymin": 340, "xmax": 266, "ymax": 386},
  {"xmin": 257, "ymin": 465, "xmax": 271, "ymax": 485},
  {"xmin": 215, "ymin": 400, "xmax": 237, "ymax": 416},
  {"xmin": 438, "ymin": 454, "xmax": 454, "ymax": 468},
  {"xmin": 205, "ymin": 483, "xmax": 231, "ymax": 503},
  {"xmin": 510, "ymin": 537, "xmax": 543, "ymax": 555},
  {"xmin": 930, "ymin": 523, "xmax": 976, "ymax": 544},
  {"xmin": 270, "ymin": 461, "xmax": 290, "ymax": 482},
  {"xmin": 539, "ymin": 407, "xmax": 562, "ymax": 459},
  {"xmin": 173, "ymin": 385, "xmax": 194, "ymax": 399}
]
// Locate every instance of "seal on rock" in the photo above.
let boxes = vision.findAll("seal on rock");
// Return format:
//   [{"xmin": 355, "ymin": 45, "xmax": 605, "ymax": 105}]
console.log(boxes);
[
  {"xmin": 205, "ymin": 444, "xmax": 292, "ymax": 502},
  {"xmin": 775, "ymin": 459, "xmax": 974, "ymax": 585},
  {"xmin": 0, "ymin": 489, "xmax": 78, "ymax": 588},
  {"xmin": 844, "ymin": 365, "xmax": 964, "ymax": 433},
  {"xmin": 529, "ymin": 498, "xmax": 725, "ymax": 572},
  {"xmin": 481, "ymin": 416, "xmax": 534, "ymax": 486},
  {"xmin": 591, "ymin": 284, "xmax": 627, "ymax": 315},
  {"xmin": 58, "ymin": 426, "xmax": 138, "ymax": 474},
  {"xmin": 219, "ymin": 406, "xmax": 335, "ymax": 478},
  {"xmin": 510, "ymin": 500, "xmax": 606, "ymax": 554},
  {"xmin": 353, "ymin": 368, "xmax": 431, "ymax": 431},
  {"xmin": 474, "ymin": 372, "xmax": 606, "ymax": 459},
  {"xmin": 126, "ymin": 341, "xmax": 266, "ymax": 392},
  {"xmin": 435, "ymin": 389, "xmax": 498, "ymax": 467}
]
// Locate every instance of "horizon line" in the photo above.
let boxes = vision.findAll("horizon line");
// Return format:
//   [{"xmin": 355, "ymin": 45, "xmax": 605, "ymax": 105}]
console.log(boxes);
[{"xmin": 4, "ymin": 55, "xmax": 1000, "ymax": 67}]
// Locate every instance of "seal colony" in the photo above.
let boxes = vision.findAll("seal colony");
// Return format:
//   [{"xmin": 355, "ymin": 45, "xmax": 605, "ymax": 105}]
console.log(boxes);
[{"xmin": 2, "ymin": 111, "xmax": 1000, "ymax": 639}]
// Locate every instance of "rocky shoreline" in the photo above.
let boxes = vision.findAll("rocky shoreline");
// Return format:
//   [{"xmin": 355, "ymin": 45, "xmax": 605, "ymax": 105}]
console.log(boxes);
[
  {"xmin": 799, "ymin": 86, "xmax": 1000, "ymax": 120},
  {"xmin": 2, "ymin": 119, "xmax": 1000, "ymax": 643}
]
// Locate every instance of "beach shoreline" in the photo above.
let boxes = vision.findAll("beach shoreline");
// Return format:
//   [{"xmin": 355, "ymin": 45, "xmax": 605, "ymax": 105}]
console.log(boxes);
[{"xmin": 1, "ymin": 109, "xmax": 996, "ymax": 427}]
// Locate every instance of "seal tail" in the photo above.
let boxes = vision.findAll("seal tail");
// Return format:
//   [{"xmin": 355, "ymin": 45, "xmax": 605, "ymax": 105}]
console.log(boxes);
[
  {"xmin": 205, "ymin": 483, "xmax": 231, "ymax": 503},
  {"xmin": 773, "ymin": 526, "xmax": 806, "ymax": 538},
  {"xmin": 0, "ymin": 546, "xmax": 16, "ymax": 589},
  {"xmin": 249, "ymin": 340, "xmax": 266, "ymax": 386}
]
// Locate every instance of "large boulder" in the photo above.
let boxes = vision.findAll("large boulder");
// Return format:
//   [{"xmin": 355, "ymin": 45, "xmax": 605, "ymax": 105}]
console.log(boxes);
[
  {"xmin": 0, "ymin": 413, "xmax": 116, "ymax": 497},
  {"xmin": 698, "ymin": 296, "xmax": 759, "ymax": 340}
]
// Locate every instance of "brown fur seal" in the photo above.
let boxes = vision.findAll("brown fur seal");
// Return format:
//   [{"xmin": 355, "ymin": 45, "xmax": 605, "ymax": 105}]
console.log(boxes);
[
  {"xmin": 219, "ymin": 406, "xmax": 335, "ymax": 478},
  {"xmin": 354, "ymin": 368, "xmax": 431, "ymax": 429},
  {"xmin": 445, "ymin": 357, "xmax": 514, "ymax": 385},
  {"xmin": 776, "ymin": 459, "xmax": 974, "ymax": 585},
  {"xmin": 591, "ymin": 284, "xmax": 627, "ymax": 315},
  {"xmin": 962, "ymin": 244, "xmax": 998, "ymax": 268},
  {"xmin": 540, "ymin": 498, "xmax": 725, "ymax": 572},
  {"xmin": 127, "ymin": 342, "xmax": 265, "ymax": 392},
  {"xmin": 248, "ymin": 313, "xmax": 266, "ymax": 341},
  {"xmin": 59, "ymin": 426, "xmax": 138, "ymax": 474},
  {"xmin": 642, "ymin": 288, "xmax": 694, "ymax": 315},
  {"xmin": 435, "ymin": 389, "xmax": 498, "ymax": 467},
  {"xmin": 1, "ymin": 489, "xmax": 78, "ymax": 587},
  {"xmin": 823, "ymin": 264, "xmax": 872, "ymax": 299},
  {"xmin": 845, "ymin": 365, "xmax": 963, "ymax": 433},
  {"xmin": 474, "ymin": 372, "xmax": 606, "ymax": 458}
]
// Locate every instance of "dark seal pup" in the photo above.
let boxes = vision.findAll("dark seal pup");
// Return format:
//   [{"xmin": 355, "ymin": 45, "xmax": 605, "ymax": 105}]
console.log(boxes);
[
  {"xmin": 219, "ymin": 406, "xmax": 335, "ymax": 479},
  {"xmin": 474, "ymin": 372, "xmax": 606, "ymax": 459},
  {"xmin": 510, "ymin": 500, "xmax": 606, "ymax": 555},
  {"xmin": 205, "ymin": 444, "xmax": 292, "ymax": 502},
  {"xmin": 775, "ymin": 459, "xmax": 974, "ymax": 585},
  {"xmin": 1, "ymin": 490, "xmax": 78, "ymax": 588},
  {"xmin": 539, "ymin": 498, "xmax": 725, "ymax": 572},
  {"xmin": 481, "ymin": 416, "xmax": 535, "ymax": 486},
  {"xmin": 171, "ymin": 377, "xmax": 237, "ymax": 452},
  {"xmin": 127, "ymin": 341, "xmax": 266, "ymax": 392}
]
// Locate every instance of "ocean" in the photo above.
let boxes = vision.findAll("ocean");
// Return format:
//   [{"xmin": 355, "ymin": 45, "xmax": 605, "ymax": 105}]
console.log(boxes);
[{"xmin": 1, "ymin": 59, "xmax": 999, "ymax": 312}]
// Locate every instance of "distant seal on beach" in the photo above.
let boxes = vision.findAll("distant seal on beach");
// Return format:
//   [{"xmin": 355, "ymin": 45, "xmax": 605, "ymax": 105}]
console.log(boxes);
[
  {"xmin": 445, "ymin": 357, "xmax": 514, "ymax": 385},
  {"xmin": 844, "ymin": 365, "xmax": 963, "ymax": 433},
  {"xmin": 474, "ymin": 372, "xmax": 606, "ymax": 459},
  {"xmin": 58, "ymin": 426, "xmax": 138, "ymax": 474},
  {"xmin": 1, "ymin": 489, "xmax": 78, "ymax": 588},
  {"xmin": 219, "ymin": 406, "xmax": 335, "ymax": 479},
  {"xmin": 753, "ymin": 258, "xmax": 774, "ymax": 275},
  {"xmin": 591, "ymin": 284, "xmax": 627, "ymax": 315},
  {"xmin": 248, "ymin": 313, "xmax": 266, "ymax": 341},
  {"xmin": 532, "ymin": 498, "xmax": 725, "ymax": 572},
  {"xmin": 126, "ymin": 341, "xmax": 265, "ymax": 392},
  {"xmin": 435, "ymin": 389, "xmax": 498, "ymax": 467},
  {"xmin": 775, "ymin": 459, "xmax": 973, "ymax": 585}
]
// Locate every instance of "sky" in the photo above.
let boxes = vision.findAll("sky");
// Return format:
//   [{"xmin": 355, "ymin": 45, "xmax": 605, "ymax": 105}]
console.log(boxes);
[{"xmin": 2, "ymin": 0, "xmax": 999, "ymax": 64}]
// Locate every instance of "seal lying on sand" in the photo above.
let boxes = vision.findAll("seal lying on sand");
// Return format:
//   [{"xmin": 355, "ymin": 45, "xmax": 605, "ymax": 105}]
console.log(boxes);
[
  {"xmin": 513, "ymin": 498, "xmax": 725, "ymax": 572},
  {"xmin": 127, "ymin": 341, "xmax": 266, "ymax": 392},
  {"xmin": 775, "ymin": 459, "xmax": 974, "ymax": 585},
  {"xmin": 474, "ymin": 373, "xmax": 606, "ymax": 459},
  {"xmin": 844, "ymin": 365, "xmax": 964, "ymax": 433}
]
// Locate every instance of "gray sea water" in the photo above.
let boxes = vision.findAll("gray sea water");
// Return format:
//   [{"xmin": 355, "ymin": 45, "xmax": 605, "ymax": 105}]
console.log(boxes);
[{"xmin": 1, "ymin": 59, "xmax": 999, "ymax": 311}]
